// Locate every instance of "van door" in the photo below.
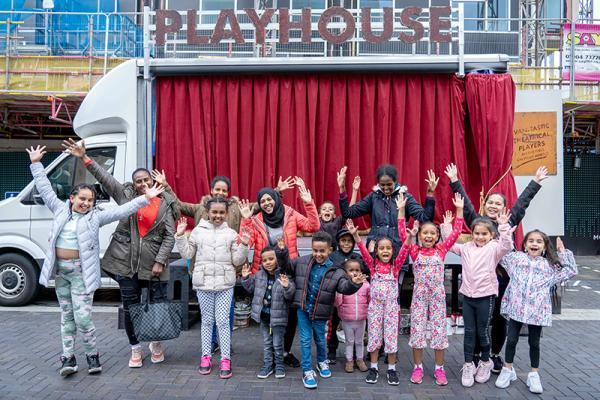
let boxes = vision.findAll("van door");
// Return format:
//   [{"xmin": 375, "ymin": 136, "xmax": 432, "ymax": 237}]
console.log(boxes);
[{"xmin": 29, "ymin": 145, "xmax": 124, "ymax": 259}]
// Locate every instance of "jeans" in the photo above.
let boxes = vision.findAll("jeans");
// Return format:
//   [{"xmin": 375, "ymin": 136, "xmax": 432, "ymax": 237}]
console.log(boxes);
[
  {"xmin": 462, "ymin": 295, "xmax": 495, "ymax": 363},
  {"xmin": 112, "ymin": 273, "xmax": 166, "ymax": 346},
  {"xmin": 260, "ymin": 321, "xmax": 286, "ymax": 369},
  {"xmin": 505, "ymin": 319, "xmax": 543, "ymax": 368},
  {"xmin": 297, "ymin": 309, "xmax": 327, "ymax": 372},
  {"xmin": 212, "ymin": 290, "xmax": 235, "ymax": 347}
]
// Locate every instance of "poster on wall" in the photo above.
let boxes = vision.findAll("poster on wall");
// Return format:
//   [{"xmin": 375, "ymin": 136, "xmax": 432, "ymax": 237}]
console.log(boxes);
[
  {"xmin": 563, "ymin": 23, "xmax": 600, "ymax": 81},
  {"xmin": 512, "ymin": 111, "xmax": 557, "ymax": 176}
]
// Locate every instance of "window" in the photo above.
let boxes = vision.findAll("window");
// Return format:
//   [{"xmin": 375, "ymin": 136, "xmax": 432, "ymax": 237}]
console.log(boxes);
[
  {"xmin": 41, "ymin": 147, "xmax": 117, "ymax": 202},
  {"xmin": 464, "ymin": 0, "xmax": 509, "ymax": 32}
]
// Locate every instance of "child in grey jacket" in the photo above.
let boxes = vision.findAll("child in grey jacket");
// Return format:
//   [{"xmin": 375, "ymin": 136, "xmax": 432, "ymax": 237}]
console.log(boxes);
[
  {"xmin": 27, "ymin": 145, "xmax": 163, "ymax": 377},
  {"xmin": 241, "ymin": 240, "xmax": 295, "ymax": 379}
]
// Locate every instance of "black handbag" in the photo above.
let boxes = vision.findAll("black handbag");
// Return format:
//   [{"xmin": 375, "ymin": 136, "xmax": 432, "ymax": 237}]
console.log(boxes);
[{"xmin": 129, "ymin": 278, "xmax": 185, "ymax": 342}]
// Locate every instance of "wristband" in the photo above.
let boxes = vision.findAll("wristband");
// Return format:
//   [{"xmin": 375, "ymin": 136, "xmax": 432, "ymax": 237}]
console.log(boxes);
[{"xmin": 83, "ymin": 158, "xmax": 92, "ymax": 167}]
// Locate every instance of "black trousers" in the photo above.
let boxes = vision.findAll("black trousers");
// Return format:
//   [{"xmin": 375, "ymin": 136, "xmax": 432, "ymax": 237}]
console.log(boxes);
[
  {"xmin": 505, "ymin": 319, "xmax": 543, "ymax": 368},
  {"xmin": 112, "ymin": 273, "xmax": 166, "ymax": 346},
  {"xmin": 326, "ymin": 308, "xmax": 341, "ymax": 353},
  {"xmin": 463, "ymin": 295, "xmax": 495, "ymax": 363},
  {"xmin": 284, "ymin": 305, "xmax": 298, "ymax": 353},
  {"xmin": 474, "ymin": 278, "xmax": 509, "ymax": 356}
]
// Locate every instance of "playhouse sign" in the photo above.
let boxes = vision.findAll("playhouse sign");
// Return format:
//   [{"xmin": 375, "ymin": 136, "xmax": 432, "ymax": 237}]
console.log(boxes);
[{"xmin": 155, "ymin": 6, "xmax": 452, "ymax": 46}]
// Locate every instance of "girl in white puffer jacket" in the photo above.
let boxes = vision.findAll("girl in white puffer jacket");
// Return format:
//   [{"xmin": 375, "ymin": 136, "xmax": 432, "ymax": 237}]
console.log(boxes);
[{"xmin": 174, "ymin": 197, "xmax": 249, "ymax": 379}]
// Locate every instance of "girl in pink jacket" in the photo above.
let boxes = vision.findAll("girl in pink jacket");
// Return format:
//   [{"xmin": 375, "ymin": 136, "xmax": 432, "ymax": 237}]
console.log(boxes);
[
  {"xmin": 334, "ymin": 259, "xmax": 370, "ymax": 373},
  {"xmin": 441, "ymin": 209, "xmax": 513, "ymax": 388}
]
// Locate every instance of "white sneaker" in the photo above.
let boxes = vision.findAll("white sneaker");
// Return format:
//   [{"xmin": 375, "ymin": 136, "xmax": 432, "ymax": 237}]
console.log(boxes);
[
  {"xmin": 461, "ymin": 362, "xmax": 476, "ymax": 387},
  {"xmin": 475, "ymin": 359, "xmax": 493, "ymax": 383},
  {"xmin": 527, "ymin": 371, "xmax": 543, "ymax": 394},
  {"xmin": 495, "ymin": 366, "xmax": 517, "ymax": 388}
]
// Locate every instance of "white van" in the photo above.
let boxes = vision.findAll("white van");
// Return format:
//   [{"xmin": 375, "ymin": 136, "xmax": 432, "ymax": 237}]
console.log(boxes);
[{"xmin": 0, "ymin": 55, "xmax": 563, "ymax": 306}]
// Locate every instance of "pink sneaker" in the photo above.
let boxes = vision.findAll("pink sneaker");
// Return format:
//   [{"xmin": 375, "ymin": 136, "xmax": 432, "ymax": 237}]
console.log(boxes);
[
  {"xmin": 410, "ymin": 366, "xmax": 424, "ymax": 384},
  {"xmin": 220, "ymin": 358, "xmax": 232, "ymax": 379},
  {"xmin": 198, "ymin": 356, "xmax": 212, "ymax": 375},
  {"xmin": 475, "ymin": 360, "xmax": 493, "ymax": 383},
  {"xmin": 434, "ymin": 367, "xmax": 448, "ymax": 386}
]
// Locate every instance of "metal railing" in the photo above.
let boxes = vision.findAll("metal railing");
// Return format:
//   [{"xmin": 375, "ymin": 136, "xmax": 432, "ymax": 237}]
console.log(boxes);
[{"xmin": 0, "ymin": 9, "xmax": 599, "ymax": 102}]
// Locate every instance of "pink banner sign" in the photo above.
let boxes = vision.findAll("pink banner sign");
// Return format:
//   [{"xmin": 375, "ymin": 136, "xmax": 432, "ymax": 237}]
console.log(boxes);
[{"xmin": 563, "ymin": 23, "xmax": 600, "ymax": 81}]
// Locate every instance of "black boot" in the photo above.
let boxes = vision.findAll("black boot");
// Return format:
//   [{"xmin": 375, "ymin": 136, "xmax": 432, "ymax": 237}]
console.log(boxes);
[
  {"xmin": 86, "ymin": 353, "xmax": 103, "ymax": 374},
  {"xmin": 60, "ymin": 355, "xmax": 78, "ymax": 377}
]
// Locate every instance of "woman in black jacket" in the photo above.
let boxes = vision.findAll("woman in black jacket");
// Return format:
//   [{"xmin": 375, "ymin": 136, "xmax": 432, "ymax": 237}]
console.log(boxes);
[
  {"xmin": 337, "ymin": 164, "xmax": 436, "ymax": 252},
  {"xmin": 444, "ymin": 163, "xmax": 548, "ymax": 374}
]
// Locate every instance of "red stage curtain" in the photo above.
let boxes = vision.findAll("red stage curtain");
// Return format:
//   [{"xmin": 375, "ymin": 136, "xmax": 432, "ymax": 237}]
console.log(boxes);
[
  {"xmin": 464, "ymin": 73, "xmax": 522, "ymax": 243},
  {"xmin": 155, "ymin": 73, "xmax": 469, "ymax": 229}
]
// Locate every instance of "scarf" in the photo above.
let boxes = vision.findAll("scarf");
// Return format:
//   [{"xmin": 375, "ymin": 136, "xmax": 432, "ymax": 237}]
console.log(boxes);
[{"xmin": 257, "ymin": 187, "xmax": 285, "ymax": 229}]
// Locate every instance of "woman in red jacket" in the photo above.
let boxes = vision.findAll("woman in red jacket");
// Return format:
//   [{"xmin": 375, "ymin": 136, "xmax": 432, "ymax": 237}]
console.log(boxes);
[{"xmin": 240, "ymin": 177, "xmax": 320, "ymax": 368}]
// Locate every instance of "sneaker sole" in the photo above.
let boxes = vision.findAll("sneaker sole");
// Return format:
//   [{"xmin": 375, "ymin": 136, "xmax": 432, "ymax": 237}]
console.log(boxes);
[
  {"xmin": 88, "ymin": 367, "xmax": 102, "ymax": 374},
  {"xmin": 410, "ymin": 378, "xmax": 423, "ymax": 384},
  {"xmin": 435, "ymin": 380, "xmax": 448, "ymax": 386},
  {"xmin": 303, "ymin": 382, "xmax": 317, "ymax": 389},
  {"xmin": 257, "ymin": 371, "xmax": 273, "ymax": 379},
  {"xmin": 275, "ymin": 373, "xmax": 286, "ymax": 379},
  {"xmin": 60, "ymin": 366, "xmax": 78, "ymax": 377},
  {"xmin": 220, "ymin": 372, "xmax": 233, "ymax": 379},
  {"xmin": 365, "ymin": 378, "xmax": 378, "ymax": 384},
  {"xmin": 198, "ymin": 369, "xmax": 212, "ymax": 375},
  {"xmin": 151, "ymin": 355, "xmax": 165, "ymax": 364},
  {"xmin": 128, "ymin": 362, "xmax": 143, "ymax": 368}
]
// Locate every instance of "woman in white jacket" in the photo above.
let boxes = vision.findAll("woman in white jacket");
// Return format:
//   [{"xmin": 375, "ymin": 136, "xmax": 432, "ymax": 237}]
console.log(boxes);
[
  {"xmin": 175, "ymin": 197, "xmax": 249, "ymax": 379},
  {"xmin": 26, "ymin": 145, "xmax": 164, "ymax": 377}
]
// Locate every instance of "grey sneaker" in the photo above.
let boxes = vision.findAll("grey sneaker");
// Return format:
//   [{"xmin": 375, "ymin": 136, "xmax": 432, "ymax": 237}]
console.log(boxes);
[
  {"xmin": 527, "ymin": 371, "xmax": 543, "ymax": 394},
  {"xmin": 86, "ymin": 353, "xmax": 102, "ymax": 374},
  {"xmin": 275, "ymin": 366, "xmax": 286, "ymax": 379},
  {"xmin": 495, "ymin": 366, "xmax": 517, "ymax": 388},
  {"xmin": 257, "ymin": 365, "xmax": 274, "ymax": 379}
]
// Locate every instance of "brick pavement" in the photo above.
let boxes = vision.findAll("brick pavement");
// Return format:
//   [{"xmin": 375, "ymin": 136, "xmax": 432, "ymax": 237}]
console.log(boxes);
[{"xmin": 1, "ymin": 309, "xmax": 599, "ymax": 400}]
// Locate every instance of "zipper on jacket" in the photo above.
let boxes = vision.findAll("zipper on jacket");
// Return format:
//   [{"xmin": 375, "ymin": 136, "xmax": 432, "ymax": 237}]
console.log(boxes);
[
  {"xmin": 310, "ymin": 267, "xmax": 336, "ymax": 320},
  {"xmin": 133, "ymin": 199, "xmax": 170, "ymax": 274}
]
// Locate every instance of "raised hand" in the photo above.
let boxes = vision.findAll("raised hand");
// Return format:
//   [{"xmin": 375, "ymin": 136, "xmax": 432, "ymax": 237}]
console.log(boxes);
[
  {"xmin": 26, "ymin": 145, "xmax": 47, "ymax": 163},
  {"xmin": 278, "ymin": 274, "xmax": 290, "ymax": 288},
  {"xmin": 395, "ymin": 193, "xmax": 407, "ymax": 211},
  {"xmin": 425, "ymin": 169, "xmax": 439, "ymax": 194},
  {"xmin": 337, "ymin": 166, "xmax": 347, "ymax": 191},
  {"xmin": 276, "ymin": 176, "xmax": 295, "ymax": 193},
  {"xmin": 443, "ymin": 210, "xmax": 454, "ymax": 225},
  {"xmin": 407, "ymin": 221, "xmax": 420, "ymax": 237},
  {"xmin": 497, "ymin": 208, "xmax": 511, "ymax": 225},
  {"xmin": 556, "ymin": 237, "xmax": 565, "ymax": 252},
  {"xmin": 239, "ymin": 199, "xmax": 254, "ymax": 219},
  {"xmin": 151, "ymin": 169, "xmax": 168, "ymax": 187},
  {"xmin": 352, "ymin": 176, "xmax": 361, "ymax": 192},
  {"xmin": 452, "ymin": 193, "xmax": 464, "ymax": 209},
  {"xmin": 241, "ymin": 263, "xmax": 251, "ymax": 278},
  {"xmin": 296, "ymin": 179, "xmax": 312, "ymax": 203},
  {"xmin": 444, "ymin": 163, "xmax": 458, "ymax": 183},
  {"xmin": 351, "ymin": 272, "xmax": 367, "ymax": 285},
  {"xmin": 534, "ymin": 166, "xmax": 549, "ymax": 184},
  {"xmin": 346, "ymin": 220, "xmax": 359, "ymax": 238},
  {"xmin": 176, "ymin": 216, "xmax": 188, "ymax": 236},
  {"xmin": 61, "ymin": 138, "xmax": 86, "ymax": 158},
  {"xmin": 239, "ymin": 228, "xmax": 252, "ymax": 245},
  {"xmin": 144, "ymin": 183, "xmax": 165, "ymax": 200},
  {"xmin": 367, "ymin": 241, "xmax": 375, "ymax": 252}
]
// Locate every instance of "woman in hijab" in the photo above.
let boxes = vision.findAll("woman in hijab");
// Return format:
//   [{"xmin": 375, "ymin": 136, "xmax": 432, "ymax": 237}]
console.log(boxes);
[{"xmin": 240, "ymin": 177, "xmax": 320, "ymax": 368}]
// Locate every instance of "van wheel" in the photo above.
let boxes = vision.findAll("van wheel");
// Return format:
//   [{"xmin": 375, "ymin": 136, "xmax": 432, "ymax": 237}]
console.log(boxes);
[{"xmin": 0, "ymin": 254, "xmax": 40, "ymax": 306}]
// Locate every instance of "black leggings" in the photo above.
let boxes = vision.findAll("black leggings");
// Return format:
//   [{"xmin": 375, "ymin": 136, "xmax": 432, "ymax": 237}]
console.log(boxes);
[
  {"xmin": 463, "ymin": 295, "xmax": 495, "ymax": 363},
  {"xmin": 284, "ymin": 305, "xmax": 298, "ymax": 353},
  {"xmin": 327, "ymin": 308, "xmax": 341, "ymax": 353},
  {"xmin": 474, "ymin": 279, "xmax": 509, "ymax": 356},
  {"xmin": 505, "ymin": 319, "xmax": 543, "ymax": 368}
]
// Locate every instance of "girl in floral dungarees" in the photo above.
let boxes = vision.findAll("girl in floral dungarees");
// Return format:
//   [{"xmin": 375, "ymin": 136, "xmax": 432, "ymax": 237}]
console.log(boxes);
[
  {"xmin": 398, "ymin": 193, "xmax": 464, "ymax": 386},
  {"xmin": 349, "ymin": 221, "xmax": 410, "ymax": 386},
  {"xmin": 495, "ymin": 232, "xmax": 577, "ymax": 394}
]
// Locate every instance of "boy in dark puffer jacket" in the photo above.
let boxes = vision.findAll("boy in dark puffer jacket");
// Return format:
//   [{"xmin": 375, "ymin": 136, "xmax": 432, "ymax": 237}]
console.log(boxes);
[
  {"xmin": 241, "ymin": 240, "xmax": 295, "ymax": 380},
  {"xmin": 289, "ymin": 231, "xmax": 367, "ymax": 389}
]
